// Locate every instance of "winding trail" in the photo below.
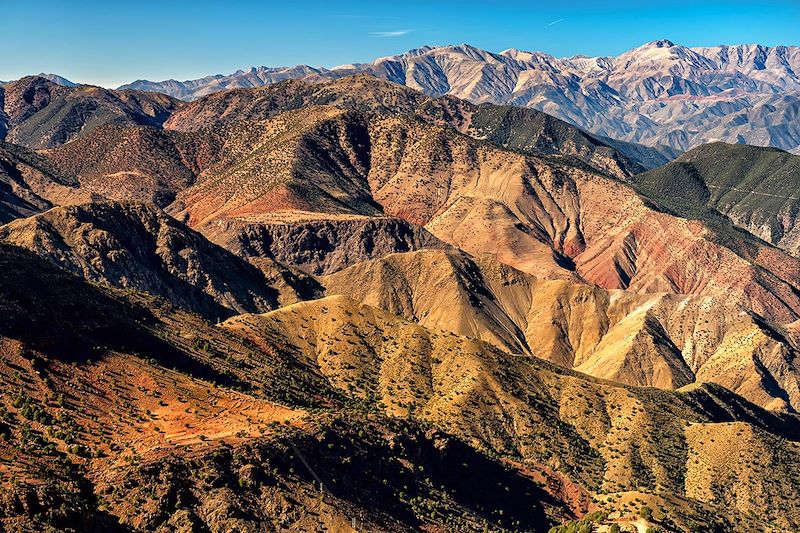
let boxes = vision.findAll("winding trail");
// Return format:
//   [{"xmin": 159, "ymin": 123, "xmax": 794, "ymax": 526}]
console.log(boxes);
[{"xmin": 707, "ymin": 184, "xmax": 800, "ymax": 201}]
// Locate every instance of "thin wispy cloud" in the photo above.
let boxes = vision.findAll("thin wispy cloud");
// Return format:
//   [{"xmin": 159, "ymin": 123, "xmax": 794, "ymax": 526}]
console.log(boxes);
[
  {"xmin": 547, "ymin": 18, "xmax": 565, "ymax": 27},
  {"xmin": 337, "ymin": 14, "xmax": 401, "ymax": 20},
  {"xmin": 370, "ymin": 30, "xmax": 412, "ymax": 38}
]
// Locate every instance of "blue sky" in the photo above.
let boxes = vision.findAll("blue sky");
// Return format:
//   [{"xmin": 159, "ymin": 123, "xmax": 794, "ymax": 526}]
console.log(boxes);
[{"xmin": 2, "ymin": 0, "xmax": 798, "ymax": 87}]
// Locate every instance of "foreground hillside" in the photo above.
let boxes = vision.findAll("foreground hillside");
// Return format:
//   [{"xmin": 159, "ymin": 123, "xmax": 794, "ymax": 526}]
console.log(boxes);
[
  {"xmin": 0, "ymin": 242, "xmax": 562, "ymax": 532},
  {"xmin": 2, "ymin": 242, "xmax": 800, "ymax": 531}
]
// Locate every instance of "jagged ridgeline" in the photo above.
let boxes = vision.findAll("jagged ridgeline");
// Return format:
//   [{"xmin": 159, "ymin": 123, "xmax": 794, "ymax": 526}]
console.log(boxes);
[{"xmin": 119, "ymin": 41, "xmax": 800, "ymax": 154}]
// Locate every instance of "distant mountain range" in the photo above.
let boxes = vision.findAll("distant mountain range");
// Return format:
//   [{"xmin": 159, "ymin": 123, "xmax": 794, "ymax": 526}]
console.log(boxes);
[
  {"xmin": 35, "ymin": 73, "xmax": 78, "ymax": 87},
  {"xmin": 118, "ymin": 40, "xmax": 800, "ymax": 153}
]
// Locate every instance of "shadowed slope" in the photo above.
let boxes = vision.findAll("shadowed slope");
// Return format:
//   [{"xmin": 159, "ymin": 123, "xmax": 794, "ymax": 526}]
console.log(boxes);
[{"xmin": 0, "ymin": 202, "xmax": 288, "ymax": 318}]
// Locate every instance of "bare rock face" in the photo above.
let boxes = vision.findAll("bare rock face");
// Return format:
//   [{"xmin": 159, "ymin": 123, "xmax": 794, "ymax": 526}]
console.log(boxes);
[
  {"xmin": 0, "ymin": 201, "xmax": 286, "ymax": 318},
  {"xmin": 200, "ymin": 214, "xmax": 446, "ymax": 275}
]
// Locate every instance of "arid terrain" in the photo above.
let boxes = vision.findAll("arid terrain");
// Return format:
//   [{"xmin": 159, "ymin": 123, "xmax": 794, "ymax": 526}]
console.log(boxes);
[{"xmin": 2, "ymin": 55, "xmax": 800, "ymax": 532}]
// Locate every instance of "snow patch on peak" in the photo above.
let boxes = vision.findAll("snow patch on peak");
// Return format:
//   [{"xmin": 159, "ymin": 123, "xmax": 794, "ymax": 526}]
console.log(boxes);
[
  {"xmin": 645, "ymin": 39, "xmax": 676, "ymax": 49},
  {"xmin": 35, "ymin": 73, "xmax": 78, "ymax": 87}
]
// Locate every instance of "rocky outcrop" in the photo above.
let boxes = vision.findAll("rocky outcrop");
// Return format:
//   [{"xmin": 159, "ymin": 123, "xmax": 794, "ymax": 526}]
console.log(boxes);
[
  {"xmin": 200, "ymin": 214, "xmax": 446, "ymax": 275},
  {"xmin": 0, "ymin": 202, "xmax": 286, "ymax": 318}
]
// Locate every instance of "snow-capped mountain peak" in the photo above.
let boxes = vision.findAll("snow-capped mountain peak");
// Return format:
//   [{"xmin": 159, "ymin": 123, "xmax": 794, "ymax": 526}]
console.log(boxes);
[{"xmin": 117, "ymin": 40, "xmax": 800, "ymax": 153}]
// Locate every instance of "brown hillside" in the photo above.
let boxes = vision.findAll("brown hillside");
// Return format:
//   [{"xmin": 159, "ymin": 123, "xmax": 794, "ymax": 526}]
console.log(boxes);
[
  {"xmin": 164, "ymin": 75, "xmax": 647, "ymax": 178},
  {"xmin": 1, "ymin": 239, "xmax": 799, "ymax": 531},
  {"xmin": 165, "ymin": 105, "xmax": 800, "ymax": 325},
  {"xmin": 0, "ymin": 142, "xmax": 94, "ymax": 223},
  {"xmin": 222, "ymin": 295, "xmax": 800, "ymax": 532},
  {"xmin": 323, "ymin": 249, "xmax": 800, "ymax": 411},
  {"xmin": 0, "ymin": 76, "xmax": 182, "ymax": 149},
  {"xmin": 43, "ymin": 125, "xmax": 213, "ymax": 206}
]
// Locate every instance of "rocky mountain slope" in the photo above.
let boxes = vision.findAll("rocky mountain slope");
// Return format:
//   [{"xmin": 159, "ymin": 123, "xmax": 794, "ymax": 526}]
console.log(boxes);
[
  {"xmin": 631, "ymin": 142, "xmax": 800, "ymax": 255},
  {"xmin": 224, "ymin": 295, "xmax": 800, "ymax": 532},
  {"xmin": 15, "ymin": 74, "xmax": 800, "ymax": 411},
  {"xmin": 0, "ymin": 202, "xmax": 293, "ymax": 318},
  {"xmin": 0, "ymin": 76, "xmax": 182, "ymax": 149},
  {"xmin": 2, "ymin": 242, "xmax": 800, "ymax": 531},
  {"xmin": 0, "ymin": 141, "xmax": 95, "ymax": 223},
  {"xmin": 163, "ymin": 75, "xmax": 653, "ymax": 176},
  {"xmin": 121, "ymin": 40, "xmax": 800, "ymax": 153},
  {"xmin": 42, "ymin": 124, "xmax": 210, "ymax": 206},
  {"xmin": 5, "ymin": 66, "xmax": 800, "ymax": 531},
  {"xmin": 323, "ymin": 249, "xmax": 800, "ymax": 411},
  {"xmin": 162, "ymin": 103, "xmax": 800, "ymax": 324},
  {"xmin": 17, "ymin": 74, "xmax": 666, "ymax": 215}
]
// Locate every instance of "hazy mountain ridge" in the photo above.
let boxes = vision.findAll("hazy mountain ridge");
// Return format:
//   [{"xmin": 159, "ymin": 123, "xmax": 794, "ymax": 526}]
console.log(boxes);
[{"xmin": 119, "ymin": 40, "xmax": 800, "ymax": 153}]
